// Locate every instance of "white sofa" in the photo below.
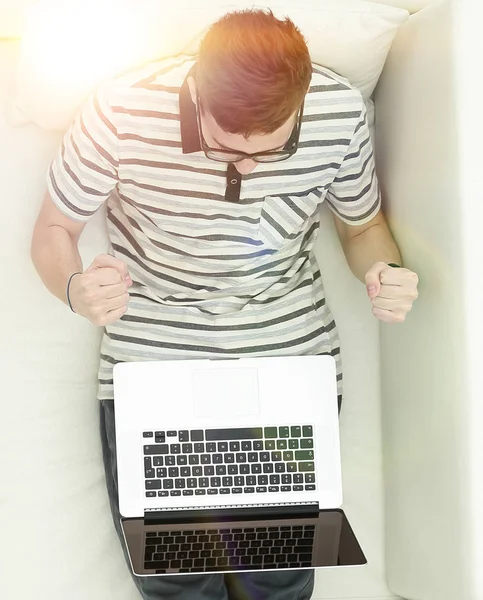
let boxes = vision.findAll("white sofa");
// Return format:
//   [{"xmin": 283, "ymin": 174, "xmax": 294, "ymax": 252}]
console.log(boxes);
[{"xmin": 2, "ymin": 1, "xmax": 482, "ymax": 599}]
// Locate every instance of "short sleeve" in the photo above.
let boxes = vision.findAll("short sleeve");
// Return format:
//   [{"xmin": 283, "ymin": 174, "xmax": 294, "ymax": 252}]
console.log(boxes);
[
  {"xmin": 325, "ymin": 102, "xmax": 381, "ymax": 226},
  {"xmin": 47, "ymin": 85, "xmax": 119, "ymax": 222}
]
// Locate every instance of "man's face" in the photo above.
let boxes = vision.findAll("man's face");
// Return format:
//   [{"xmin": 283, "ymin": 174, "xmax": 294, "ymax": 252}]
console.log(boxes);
[{"xmin": 188, "ymin": 78, "xmax": 297, "ymax": 175}]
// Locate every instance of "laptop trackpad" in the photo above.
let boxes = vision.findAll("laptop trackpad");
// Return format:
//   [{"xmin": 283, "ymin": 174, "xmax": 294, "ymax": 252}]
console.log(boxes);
[{"xmin": 193, "ymin": 367, "xmax": 260, "ymax": 418}]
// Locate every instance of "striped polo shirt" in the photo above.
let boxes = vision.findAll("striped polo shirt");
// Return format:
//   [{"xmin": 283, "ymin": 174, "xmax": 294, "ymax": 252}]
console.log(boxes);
[{"xmin": 47, "ymin": 54, "xmax": 381, "ymax": 408}]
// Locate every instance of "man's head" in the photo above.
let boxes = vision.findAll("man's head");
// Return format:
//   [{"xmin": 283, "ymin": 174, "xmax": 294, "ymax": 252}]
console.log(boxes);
[{"xmin": 187, "ymin": 9, "xmax": 312, "ymax": 174}]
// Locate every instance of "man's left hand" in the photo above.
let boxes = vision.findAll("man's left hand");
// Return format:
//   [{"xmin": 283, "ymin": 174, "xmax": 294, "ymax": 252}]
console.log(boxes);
[{"xmin": 365, "ymin": 262, "xmax": 419, "ymax": 323}]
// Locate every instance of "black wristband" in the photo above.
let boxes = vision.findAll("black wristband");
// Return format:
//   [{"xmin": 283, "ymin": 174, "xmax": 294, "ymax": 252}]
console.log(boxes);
[
  {"xmin": 387, "ymin": 263, "xmax": 401, "ymax": 268},
  {"xmin": 66, "ymin": 272, "xmax": 82, "ymax": 313}
]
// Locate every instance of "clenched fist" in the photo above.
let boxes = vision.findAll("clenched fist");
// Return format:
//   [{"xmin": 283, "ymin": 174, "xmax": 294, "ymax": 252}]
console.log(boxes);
[{"xmin": 68, "ymin": 254, "xmax": 132, "ymax": 326}]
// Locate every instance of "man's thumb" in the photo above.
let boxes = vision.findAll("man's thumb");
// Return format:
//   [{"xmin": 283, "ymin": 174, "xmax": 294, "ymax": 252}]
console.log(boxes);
[
  {"xmin": 365, "ymin": 263, "xmax": 384, "ymax": 297},
  {"xmin": 91, "ymin": 253, "xmax": 130, "ymax": 280}
]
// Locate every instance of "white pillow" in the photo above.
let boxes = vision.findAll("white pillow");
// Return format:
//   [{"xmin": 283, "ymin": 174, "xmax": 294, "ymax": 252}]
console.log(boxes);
[{"xmin": 9, "ymin": 0, "xmax": 408, "ymax": 131}]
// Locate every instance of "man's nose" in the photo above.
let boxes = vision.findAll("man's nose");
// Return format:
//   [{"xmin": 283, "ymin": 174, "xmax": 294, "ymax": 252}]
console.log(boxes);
[{"xmin": 234, "ymin": 159, "xmax": 258, "ymax": 174}]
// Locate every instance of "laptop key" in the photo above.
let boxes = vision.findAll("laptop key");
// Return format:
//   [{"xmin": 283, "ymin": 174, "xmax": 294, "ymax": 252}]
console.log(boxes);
[
  {"xmin": 170, "ymin": 490, "xmax": 181, "ymax": 496},
  {"xmin": 281, "ymin": 486, "xmax": 291, "ymax": 492},
  {"xmin": 195, "ymin": 489, "xmax": 206, "ymax": 495},
  {"xmin": 264, "ymin": 427, "xmax": 278, "ymax": 438},
  {"xmin": 248, "ymin": 453, "xmax": 258, "ymax": 462},
  {"xmin": 228, "ymin": 465, "xmax": 238, "ymax": 475},
  {"xmin": 145, "ymin": 468, "xmax": 155, "ymax": 478},
  {"xmin": 158, "ymin": 490, "xmax": 169, "ymax": 497},
  {"xmin": 289, "ymin": 439, "xmax": 299, "ymax": 449},
  {"xmin": 206, "ymin": 428, "xmax": 263, "ymax": 441},
  {"xmin": 167, "ymin": 431, "xmax": 177, "ymax": 437},
  {"xmin": 163, "ymin": 479, "xmax": 174, "ymax": 489},
  {"xmin": 262, "ymin": 464, "xmax": 274, "ymax": 474},
  {"xmin": 207, "ymin": 489, "xmax": 218, "ymax": 495},
  {"xmin": 179, "ymin": 431, "xmax": 189, "ymax": 442},
  {"xmin": 153, "ymin": 457, "xmax": 163, "ymax": 467},
  {"xmin": 156, "ymin": 467, "xmax": 167, "ymax": 478},
  {"xmin": 175, "ymin": 479, "xmax": 186, "ymax": 489},
  {"xmin": 201, "ymin": 454, "xmax": 211, "ymax": 464},
  {"xmin": 305, "ymin": 473, "xmax": 316, "ymax": 483},
  {"xmin": 241, "ymin": 441, "xmax": 252, "ymax": 451},
  {"xmin": 182, "ymin": 443, "xmax": 193, "ymax": 454},
  {"xmin": 244, "ymin": 487, "xmax": 255, "ymax": 493},
  {"xmin": 191, "ymin": 430, "xmax": 204, "ymax": 442},
  {"xmin": 253, "ymin": 440, "xmax": 263, "ymax": 450},
  {"xmin": 224, "ymin": 453, "xmax": 235, "ymax": 463},
  {"xmin": 188, "ymin": 455, "xmax": 199, "ymax": 465},
  {"xmin": 302, "ymin": 426, "xmax": 313, "ymax": 437},
  {"xmin": 232, "ymin": 488, "xmax": 242, "ymax": 493},
  {"xmin": 305, "ymin": 485, "xmax": 316, "ymax": 491},
  {"xmin": 287, "ymin": 463, "xmax": 297, "ymax": 472},
  {"xmin": 170, "ymin": 444, "xmax": 181, "ymax": 454},
  {"xmin": 256, "ymin": 487, "xmax": 267, "ymax": 493},
  {"xmin": 146, "ymin": 480, "xmax": 161, "ymax": 490},
  {"xmin": 177, "ymin": 455, "xmax": 188, "ymax": 465},
  {"xmin": 234, "ymin": 476, "xmax": 244, "ymax": 486},
  {"xmin": 183, "ymin": 489, "xmax": 194, "ymax": 496},
  {"xmin": 300, "ymin": 439, "xmax": 314, "ymax": 449},
  {"xmin": 290, "ymin": 426, "xmax": 301, "ymax": 437},
  {"xmin": 193, "ymin": 466, "xmax": 202, "ymax": 476},
  {"xmin": 194, "ymin": 443, "xmax": 204, "ymax": 453},
  {"xmin": 239, "ymin": 464, "xmax": 249, "ymax": 474},
  {"xmin": 216, "ymin": 465, "xmax": 226, "ymax": 475},
  {"xmin": 199, "ymin": 478, "xmax": 209, "ymax": 488},
  {"xmin": 220, "ymin": 488, "xmax": 230, "ymax": 494},
  {"xmin": 165, "ymin": 456, "xmax": 176, "ymax": 466},
  {"xmin": 144, "ymin": 445, "xmax": 168, "ymax": 455},
  {"xmin": 143, "ymin": 432, "xmax": 154, "ymax": 438},
  {"xmin": 295, "ymin": 450, "xmax": 314, "ymax": 461},
  {"xmin": 218, "ymin": 442, "xmax": 228, "ymax": 452},
  {"xmin": 212, "ymin": 454, "xmax": 223, "ymax": 464},
  {"xmin": 168, "ymin": 467, "xmax": 179, "ymax": 478},
  {"xmin": 279, "ymin": 426, "xmax": 290, "ymax": 438},
  {"xmin": 206, "ymin": 443, "xmax": 216, "ymax": 452},
  {"xmin": 268, "ymin": 486, "xmax": 279, "ymax": 493},
  {"xmin": 299, "ymin": 462, "xmax": 315, "ymax": 472},
  {"xmin": 247, "ymin": 476, "xmax": 256, "ymax": 486},
  {"xmin": 180, "ymin": 467, "xmax": 190, "ymax": 477},
  {"xmin": 275, "ymin": 463, "xmax": 285, "ymax": 473},
  {"xmin": 146, "ymin": 491, "xmax": 156, "ymax": 497}
]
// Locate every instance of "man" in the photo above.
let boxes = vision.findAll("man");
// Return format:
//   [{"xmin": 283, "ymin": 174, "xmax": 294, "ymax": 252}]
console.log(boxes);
[{"xmin": 30, "ymin": 9, "xmax": 419, "ymax": 600}]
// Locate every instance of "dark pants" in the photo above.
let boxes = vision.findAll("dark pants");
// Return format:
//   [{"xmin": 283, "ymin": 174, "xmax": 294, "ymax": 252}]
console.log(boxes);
[{"xmin": 100, "ymin": 400, "xmax": 315, "ymax": 600}]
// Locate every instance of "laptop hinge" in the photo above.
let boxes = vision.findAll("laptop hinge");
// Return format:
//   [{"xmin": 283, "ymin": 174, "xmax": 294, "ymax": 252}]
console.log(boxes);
[{"xmin": 144, "ymin": 502, "xmax": 319, "ymax": 525}]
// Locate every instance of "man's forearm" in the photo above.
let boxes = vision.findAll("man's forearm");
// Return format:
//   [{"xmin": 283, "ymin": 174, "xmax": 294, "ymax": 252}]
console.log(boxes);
[
  {"xmin": 343, "ymin": 223, "xmax": 402, "ymax": 284},
  {"xmin": 31, "ymin": 224, "xmax": 83, "ymax": 306}
]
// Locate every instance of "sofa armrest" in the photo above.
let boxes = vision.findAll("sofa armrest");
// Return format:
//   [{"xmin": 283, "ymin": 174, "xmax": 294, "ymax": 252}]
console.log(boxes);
[{"xmin": 373, "ymin": 1, "xmax": 479, "ymax": 598}]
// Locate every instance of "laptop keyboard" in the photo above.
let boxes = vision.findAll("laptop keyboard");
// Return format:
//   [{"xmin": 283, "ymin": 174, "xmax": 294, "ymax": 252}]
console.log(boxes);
[
  {"xmin": 142, "ymin": 426, "xmax": 316, "ymax": 499},
  {"xmin": 144, "ymin": 524, "xmax": 315, "ymax": 572}
]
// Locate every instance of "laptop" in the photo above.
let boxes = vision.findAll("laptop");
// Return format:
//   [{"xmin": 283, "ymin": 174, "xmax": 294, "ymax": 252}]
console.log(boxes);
[{"xmin": 112, "ymin": 355, "xmax": 366, "ymax": 576}]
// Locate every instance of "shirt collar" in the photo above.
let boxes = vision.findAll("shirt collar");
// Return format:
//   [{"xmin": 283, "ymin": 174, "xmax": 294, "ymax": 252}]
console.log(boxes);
[{"xmin": 179, "ymin": 62, "xmax": 201, "ymax": 154}]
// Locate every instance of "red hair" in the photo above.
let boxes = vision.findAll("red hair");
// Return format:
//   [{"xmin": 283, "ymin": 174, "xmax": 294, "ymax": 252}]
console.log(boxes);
[{"xmin": 196, "ymin": 9, "xmax": 311, "ymax": 138}]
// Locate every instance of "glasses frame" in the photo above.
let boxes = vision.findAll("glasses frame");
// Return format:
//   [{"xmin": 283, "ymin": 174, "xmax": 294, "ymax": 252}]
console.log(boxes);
[{"xmin": 195, "ymin": 95, "xmax": 304, "ymax": 164}]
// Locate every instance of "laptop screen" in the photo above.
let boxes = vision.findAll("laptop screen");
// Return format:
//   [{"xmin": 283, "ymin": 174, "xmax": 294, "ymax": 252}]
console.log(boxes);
[{"xmin": 121, "ymin": 509, "xmax": 366, "ymax": 576}]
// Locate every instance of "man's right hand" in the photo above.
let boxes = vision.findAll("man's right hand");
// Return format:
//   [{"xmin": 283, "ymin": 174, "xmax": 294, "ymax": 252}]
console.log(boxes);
[{"xmin": 68, "ymin": 254, "xmax": 132, "ymax": 326}]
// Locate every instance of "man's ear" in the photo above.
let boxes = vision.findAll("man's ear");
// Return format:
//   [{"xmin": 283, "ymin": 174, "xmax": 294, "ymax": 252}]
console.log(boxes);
[{"xmin": 187, "ymin": 77, "xmax": 197, "ymax": 105}]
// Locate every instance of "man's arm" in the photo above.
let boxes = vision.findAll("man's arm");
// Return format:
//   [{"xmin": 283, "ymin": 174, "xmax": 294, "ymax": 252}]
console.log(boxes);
[
  {"xmin": 31, "ymin": 192, "xmax": 86, "ymax": 306},
  {"xmin": 333, "ymin": 210, "xmax": 402, "ymax": 284}
]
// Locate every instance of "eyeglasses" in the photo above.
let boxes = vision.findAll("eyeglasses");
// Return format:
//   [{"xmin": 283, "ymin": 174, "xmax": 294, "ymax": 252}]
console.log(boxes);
[{"xmin": 195, "ymin": 95, "xmax": 304, "ymax": 164}]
